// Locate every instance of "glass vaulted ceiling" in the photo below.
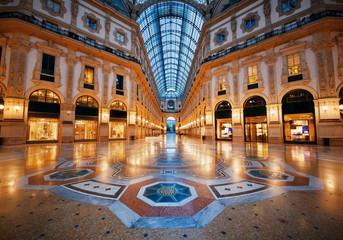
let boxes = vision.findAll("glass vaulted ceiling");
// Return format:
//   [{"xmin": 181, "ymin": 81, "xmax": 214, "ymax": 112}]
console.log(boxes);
[{"xmin": 137, "ymin": 1, "xmax": 205, "ymax": 99}]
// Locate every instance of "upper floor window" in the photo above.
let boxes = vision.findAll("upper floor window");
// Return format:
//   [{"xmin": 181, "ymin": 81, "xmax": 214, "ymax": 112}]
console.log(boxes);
[
  {"xmin": 46, "ymin": 0, "xmax": 61, "ymax": 14},
  {"xmin": 82, "ymin": 13, "xmax": 102, "ymax": 33},
  {"xmin": 40, "ymin": 53, "xmax": 55, "ymax": 82},
  {"xmin": 282, "ymin": 0, "xmax": 296, "ymax": 13},
  {"xmin": 87, "ymin": 18, "xmax": 97, "ymax": 30},
  {"xmin": 277, "ymin": 0, "xmax": 301, "ymax": 16},
  {"xmin": 116, "ymin": 32, "xmax": 125, "ymax": 43},
  {"xmin": 245, "ymin": 18, "xmax": 256, "ymax": 30},
  {"xmin": 287, "ymin": 53, "xmax": 301, "ymax": 76},
  {"xmin": 84, "ymin": 66, "xmax": 94, "ymax": 90},
  {"xmin": 217, "ymin": 76, "xmax": 226, "ymax": 96},
  {"xmin": 114, "ymin": 29, "xmax": 128, "ymax": 46},
  {"xmin": 41, "ymin": 0, "xmax": 66, "ymax": 17},
  {"xmin": 116, "ymin": 74, "xmax": 124, "ymax": 95},
  {"xmin": 241, "ymin": 12, "xmax": 260, "ymax": 33},
  {"xmin": 248, "ymin": 65, "xmax": 258, "ymax": 84}
]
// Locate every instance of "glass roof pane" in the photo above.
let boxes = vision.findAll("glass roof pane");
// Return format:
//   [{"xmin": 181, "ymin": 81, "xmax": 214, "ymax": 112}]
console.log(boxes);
[{"xmin": 137, "ymin": 1, "xmax": 205, "ymax": 99}]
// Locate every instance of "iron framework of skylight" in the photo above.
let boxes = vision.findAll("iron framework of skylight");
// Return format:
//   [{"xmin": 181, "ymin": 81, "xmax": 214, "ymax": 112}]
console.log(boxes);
[{"xmin": 137, "ymin": 1, "xmax": 205, "ymax": 99}]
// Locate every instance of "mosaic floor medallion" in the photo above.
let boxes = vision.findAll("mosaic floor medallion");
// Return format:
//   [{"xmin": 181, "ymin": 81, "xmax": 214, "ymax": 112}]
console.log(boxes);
[{"xmin": 137, "ymin": 182, "xmax": 197, "ymax": 206}]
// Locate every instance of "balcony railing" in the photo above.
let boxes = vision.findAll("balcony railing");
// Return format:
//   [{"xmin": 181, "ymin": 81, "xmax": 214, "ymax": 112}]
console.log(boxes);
[
  {"xmin": 0, "ymin": 12, "xmax": 140, "ymax": 64},
  {"xmin": 202, "ymin": 10, "xmax": 343, "ymax": 64}
]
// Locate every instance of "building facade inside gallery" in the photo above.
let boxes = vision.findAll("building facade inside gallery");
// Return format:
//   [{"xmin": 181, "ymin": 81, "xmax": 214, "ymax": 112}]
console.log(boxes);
[{"xmin": 0, "ymin": 0, "xmax": 342, "ymax": 145}]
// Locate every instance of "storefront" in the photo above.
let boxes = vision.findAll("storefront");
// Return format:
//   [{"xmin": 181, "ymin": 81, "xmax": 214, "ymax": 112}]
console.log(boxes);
[
  {"xmin": 75, "ymin": 96, "xmax": 99, "ymax": 141},
  {"xmin": 282, "ymin": 89, "xmax": 316, "ymax": 143},
  {"xmin": 27, "ymin": 89, "xmax": 60, "ymax": 143},
  {"xmin": 109, "ymin": 100, "xmax": 127, "ymax": 140},
  {"xmin": 244, "ymin": 96, "xmax": 268, "ymax": 142},
  {"xmin": 215, "ymin": 101, "xmax": 232, "ymax": 140}
]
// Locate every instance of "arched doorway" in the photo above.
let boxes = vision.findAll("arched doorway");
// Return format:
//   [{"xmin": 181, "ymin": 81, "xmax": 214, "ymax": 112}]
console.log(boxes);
[
  {"xmin": 75, "ymin": 96, "xmax": 99, "ymax": 141},
  {"xmin": 109, "ymin": 100, "xmax": 127, "ymax": 139},
  {"xmin": 166, "ymin": 116, "xmax": 176, "ymax": 133},
  {"xmin": 215, "ymin": 101, "xmax": 232, "ymax": 140},
  {"xmin": 27, "ymin": 89, "xmax": 60, "ymax": 142},
  {"xmin": 282, "ymin": 89, "xmax": 316, "ymax": 143},
  {"xmin": 244, "ymin": 96, "xmax": 268, "ymax": 142}
]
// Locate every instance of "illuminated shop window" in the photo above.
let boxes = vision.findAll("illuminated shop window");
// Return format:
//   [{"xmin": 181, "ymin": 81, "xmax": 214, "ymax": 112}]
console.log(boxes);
[
  {"xmin": 28, "ymin": 118, "xmax": 58, "ymax": 141},
  {"xmin": 74, "ymin": 120, "xmax": 97, "ymax": 140},
  {"xmin": 109, "ymin": 122, "xmax": 126, "ymax": 139}
]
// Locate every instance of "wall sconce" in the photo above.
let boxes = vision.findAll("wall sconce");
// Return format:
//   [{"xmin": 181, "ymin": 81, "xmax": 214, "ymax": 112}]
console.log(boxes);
[
  {"xmin": 66, "ymin": 110, "xmax": 71, "ymax": 116},
  {"xmin": 14, "ymin": 105, "xmax": 20, "ymax": 113},
  {"xmin": 339, "ymin": 104, "xmax": 343, "ymax": 110},
  {"xmin": 0, "ymin": 104, "xmax": 4, "ymax": 110},
  {"xmin": 322, "ymin": 105, "xmax": 328, "ymax": 112}
]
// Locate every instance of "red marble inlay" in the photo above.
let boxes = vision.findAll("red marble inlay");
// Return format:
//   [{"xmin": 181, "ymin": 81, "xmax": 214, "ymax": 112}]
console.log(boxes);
[{"xmin": 119, "ymin": 177, "xmax": 215, "ymax": 217}]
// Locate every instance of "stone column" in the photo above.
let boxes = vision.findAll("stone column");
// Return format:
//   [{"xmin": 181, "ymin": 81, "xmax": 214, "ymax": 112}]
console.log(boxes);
[
  {"xmin": 1, "ymin": 36, "xmax": 30, "ymax": 144},
  {"xmin": 265, "ymin": 51, "xmax": 282, "ymax": 143},
  {"xmin": 231, "ymin": 67, "xmax": 243, "ymax": 142}
]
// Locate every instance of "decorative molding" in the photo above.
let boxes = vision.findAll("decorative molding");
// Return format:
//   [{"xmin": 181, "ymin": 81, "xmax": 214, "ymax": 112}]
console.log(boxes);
[
  {"xmin": 82, "ymin": 12, "xmax": 102, "ymax": 34},
  {"xmin": 276, "ymin": 0, "xmax": 302, "ymax": 17},
  {"xmin": 114, "ymin": 28, "xmax": 128, "ymax": 46},
  {"xmin": 240, "ymin": 12, "xmax": 260, "ymax": 33},
  {"xmin": 213, "ymin": 28, "xmax": 228, "ymax": 47},
  {"xmin": 40, "ymin": 0, "xmax": 66, "ymax": 18}
]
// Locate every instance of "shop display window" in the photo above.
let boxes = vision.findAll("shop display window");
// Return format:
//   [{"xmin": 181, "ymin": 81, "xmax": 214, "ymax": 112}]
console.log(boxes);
[
  {"xmin": 109, "ymin": 122, "xmax": 126, "ymax": 139},
  {"xmin": 75, "ymin": 120, "xmax": 97, "ymax": 140},
  {"xmin": 28, "ymin": 117, "xmax": 58, "ymax": 141},
  {"xmin": 217, "ymin": 119, "xmax": 232, "ymax": 140},
  {"xmin": 284, "ymin": 113, "xmax": 315, "ymax": 142}
]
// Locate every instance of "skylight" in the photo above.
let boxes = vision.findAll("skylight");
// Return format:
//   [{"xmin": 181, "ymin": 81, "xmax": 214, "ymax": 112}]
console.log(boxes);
[{"xmin": 137, "ymin": 1, "xmax": 205, "ymax": 99}]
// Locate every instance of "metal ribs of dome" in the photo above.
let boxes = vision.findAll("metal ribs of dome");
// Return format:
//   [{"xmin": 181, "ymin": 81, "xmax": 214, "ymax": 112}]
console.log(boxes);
[{"xmin": 137, "ymin": 1, "xmax": 205, "ymax": 99}]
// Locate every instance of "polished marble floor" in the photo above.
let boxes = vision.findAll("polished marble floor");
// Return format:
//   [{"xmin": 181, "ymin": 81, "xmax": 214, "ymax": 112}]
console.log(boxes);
[{"xmin": 0, "ymin": 134, "xmax": 343, "ymax": 239}]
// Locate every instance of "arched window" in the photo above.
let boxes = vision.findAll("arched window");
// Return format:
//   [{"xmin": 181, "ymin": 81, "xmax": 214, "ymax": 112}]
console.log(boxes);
[
  {"xmin": 29, "ymin": 89, "xmax": 60, "ymax": 103},
  {"xmin": 244, "ymin": 96, "xmax": 266, "ymax": 108},
  {"xmin": 76, "ymin": 96, "xmax": 98, "ymax": 108},
  {"xmin": 110, "ymin": 100, "xmax": 127, "ymax": 111}
]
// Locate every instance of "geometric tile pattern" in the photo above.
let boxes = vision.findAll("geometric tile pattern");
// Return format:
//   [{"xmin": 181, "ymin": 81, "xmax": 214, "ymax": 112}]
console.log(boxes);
[
  {"xmin": 137, "ymin": 182, "xmax": 197, "ymax": 206},
  {"xmin": 209, "ymin": 180, "xmax": 269, "ymax": 199},
  {"xmin": 20, "ymin": 134, "xmax": 321, "ymax": 228},
  {"xmin": 63, "ymin": 180, "xmax": 126, "ymax": 200},
  {"xmin": 44, "ymin": 169, "xmax": 93, "ymax": 181}
]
